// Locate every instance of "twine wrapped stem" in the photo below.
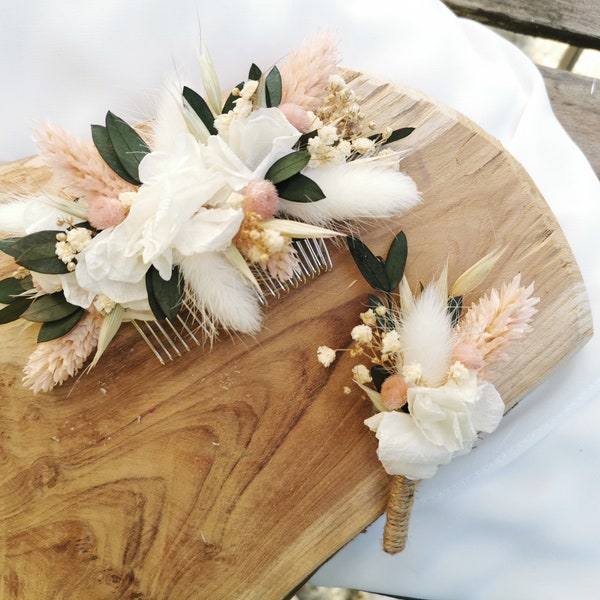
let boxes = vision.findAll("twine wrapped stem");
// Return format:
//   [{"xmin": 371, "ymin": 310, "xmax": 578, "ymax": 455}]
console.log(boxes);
[{"xmin": 383, "ymin": 475, "xmax": 418, "ymax": 554}]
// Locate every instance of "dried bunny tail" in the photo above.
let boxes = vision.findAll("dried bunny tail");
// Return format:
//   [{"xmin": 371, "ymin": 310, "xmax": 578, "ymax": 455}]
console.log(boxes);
[
  {"xmin": 456, "ymin": 274, "xmax": 539, "ymax": 372},
  {"xmin": 178, "ymin": 252, "xmax": 263, "ymax": 336},
  {"xmin": 400, "ymin": 284, "xmax": 456, "ymax": 388},
  {"xmin": 32, "ymin": 121, "xmax": 136, "ymax": 201},
  {"xmin": 22, "ymin": 309, "xmax": 103, "ymax": 394},
  {"xmin": 150, "ymin": 77, "xmax": 192, "ymax": 152},
  {"xmin": 279, "ymin": 159, "xmax": 420, "ymax": 226},
  {"xmin": 279, "ymin": 29, "xmax": 340, "ymax": 111},
  {"xmin": 0, "ymin": 198, "xmax": 29, "ymax": 234}
]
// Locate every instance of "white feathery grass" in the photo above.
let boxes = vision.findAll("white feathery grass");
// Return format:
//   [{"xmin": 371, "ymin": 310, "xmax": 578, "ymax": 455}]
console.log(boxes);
[
  {"xmin": 279, "ymin": 160, "xmax": 419, "ymax": 225},
  {"xmin": 400, "ymin": 284, "xmax": 455, "ymax": 387},
  {"xmin": 179, "ymin": 252, "xmax": 262, "ymax": 335},
  {"xmin": 0, "ymin": 199, "xmax": 28, "ymax": 234},
  {"xmin": 151, "ymin": 79, "xmax": 190, "ymax": 153}
]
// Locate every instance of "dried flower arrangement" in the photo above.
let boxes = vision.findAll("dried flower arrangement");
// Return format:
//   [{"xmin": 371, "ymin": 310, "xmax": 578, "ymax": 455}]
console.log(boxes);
[
  {"xmin": 318, "ymin": 232, "xmax": 539, "ymax": 552},
  {"xmin": 0, "ymin": 31, "xmax": 420, "ymax": 392}
]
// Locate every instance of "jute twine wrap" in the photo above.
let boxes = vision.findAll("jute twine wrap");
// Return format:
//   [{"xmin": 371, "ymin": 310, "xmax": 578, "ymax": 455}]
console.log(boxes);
[{"xmin": 383, "ymin": 475, "xmax": 418, "ymax": 554}]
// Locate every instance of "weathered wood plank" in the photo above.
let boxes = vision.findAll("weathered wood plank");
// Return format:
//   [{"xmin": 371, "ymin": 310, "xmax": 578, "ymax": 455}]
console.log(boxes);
[
  {"xmin": 540, "ymin": 66, "xmax": 600, "ymax": 177},
  {"xmin": 442, "ymin": 0, "xmax": 600, "ymax": 50}
]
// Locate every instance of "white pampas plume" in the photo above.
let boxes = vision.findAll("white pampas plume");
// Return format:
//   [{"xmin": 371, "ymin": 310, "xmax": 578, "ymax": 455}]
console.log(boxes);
[
  {"xmin": 279, "ymin": 158, "xmax": 419, "ymax": 225},
  {"xmin": 151, "ymin": 78, "xmax": 191, "ymax": 153},
  {"xmin": 179, "ymin": 252, "xmax": 262, "ymax": 335},
  {"xmin": 0, "ymin": 199, "xmax": 28, "ymax": 234},
  {"xmin": 400, "ymin": 284, "xmax": 455, "ymax": 387}
]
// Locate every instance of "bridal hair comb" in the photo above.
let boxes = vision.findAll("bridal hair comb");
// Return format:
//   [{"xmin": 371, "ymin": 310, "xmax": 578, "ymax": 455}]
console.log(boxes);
[{"xmin": 0, "ymin": 31, "xmax": 420, "ymax": 392}]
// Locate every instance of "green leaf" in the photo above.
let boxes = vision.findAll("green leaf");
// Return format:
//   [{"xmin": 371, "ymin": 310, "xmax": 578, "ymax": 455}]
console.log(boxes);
[
  {"xmin": 265, "ymin": 66, "xmax": 282, "ymax": 107},
  {"xmin": 21, "ymin": 292, "xmax": 81, "ymax": 323},
  {"xmin": 347, "ymin": 236, "xmax": 391, "ymax": 292},
  {"xmin": 10, "ymin": 230, "xmax": 69, "ymax": 274},
  {"xmin": 448, "ymin": 295, "xmax": 463, "ymax": 327},
  {"xmin": 37, "ymin": 307, "xmax": 85, "ymax": 342},
  {"xmin": 293, "ymin": 130, "xmax": 318, "ymax": 151},
  {"xmin": 369, "ymin": 126, "xmax": 415, "ymax": 145},
  {"xmin": 145, "ymin": 265, "xmax": 183, "ymax": 321},
  {"xmin": 91, "ymin": 124, "xmax": 139, "ymax": 185},
  {"xmin": 0, "ymin": 237, "xmax": 21, "ymax": 258},
  {"xmin": 385, "ymin": 231, "xmax": 408, "ymax": 291},
  {"xmin": 0, "ymin": 297, "xmax": 33, "ymax": 324},
  {"xmin": 265, "ymin": 151, "xmax": 310, "ymax": 184},
  {"xmin": 182, "ymin": 86, "xmax": 217, "ymax": 135},
  {"xmin": 275, "ymin": 173, "xmax": 325, "ymax": 203},
  {"xmin": 0, "ymin": 276, "xmax": 33, "ymax": 304},
  {"xmin": 248, "ymin": 63, "xmax": 262, "ymax": 81},
  {"xmin": 105, "ymin": 111, "xmax": 150, "ymax": 183},
  {"xmin": 369, "ymin": 294, "xmax": 395, "ymax": 332},
  {"xmin": 221, "ymin": 81, "xmax": 244, "ymax": 114}
]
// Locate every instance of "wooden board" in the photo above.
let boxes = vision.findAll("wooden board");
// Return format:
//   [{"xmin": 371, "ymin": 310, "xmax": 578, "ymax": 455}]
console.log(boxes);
[
  {"xmin": 0, "ymin": 70, "xmax": 592, "ymax": 599},
  {"xmin": 442, "ymin": 0, "xmax": 600, "ymax": 50}
]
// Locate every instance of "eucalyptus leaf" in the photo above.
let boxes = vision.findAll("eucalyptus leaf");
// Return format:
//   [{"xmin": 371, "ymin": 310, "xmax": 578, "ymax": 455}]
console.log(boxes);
[
  {"xmin": 275, "ymin": 173, "xmax": 325, "ymax": 203},
  {"xmin": 105, "ymin": 111, "xmax": 150, "ymax": 183},
  {"xmin": 37, "ymin": 307, "xmax": 85, "ymax": 343},
  {"xmin": 222, "ymin": 81, "xmax": 244, "ymax": 114},
  {"xmin": 265, "ymin": 66, "xmax": 282, "ymax": 107},
  {"xmin": 347, "ymin": 236, "xmax": 391, "ymax": 292},
  {"xmin": 0, "ymin": 237, "xmax": 21, "ymax": 258},
  {"xmin": 369, "ymin": 126, "xmax": 415, "ymax": 145},
  {"xmin": 0, "ymin": 276, "xmax": 32, "ymax": 304},
  {"xmin": 21, "ymin": 292, "xmax": 80, "ymax": 323},
  {"xmin": 448, "ymin": 295, "xmax": 463, "ymax": 327},
  {"xmin": 294, "ymin": 130, "xmax": 318, "ymax": 151},
  {"xmin": 385, "ymin": 231, "xmax": 408, "ymax": 290},
  {"xmin": 182, "ymin": 86, "xmax": 217, "ymax": 135},
  {"xmin": 369, "ymin": 294, "xmax": 395, "ymax": 332},
  {"xmin": 265, "ymin": 151, "xmax": 310, "ymax": 184},
  {"xmin": 91, "ymin": 124, "xmax": 139, "ymax": 185},
  {"xmin": 145, "ymin": 265, "xmax": 183, "ymax": 321},
  {"xmin": 0, "ymin": 298, "xmax": 32, "ymax": 324},
  {"xmin": 10, "ymin": 230, "xmax": 69, "ymax": 274},
  {"xmin": 248, "ymin": 63, "xmax": 262, "ymax": 81}
]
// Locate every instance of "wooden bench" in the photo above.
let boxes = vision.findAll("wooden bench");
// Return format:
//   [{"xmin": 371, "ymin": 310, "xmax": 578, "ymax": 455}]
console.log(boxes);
[{"xmin": 442, "ymin": 0, "xmax": 600, "ymax": 177}]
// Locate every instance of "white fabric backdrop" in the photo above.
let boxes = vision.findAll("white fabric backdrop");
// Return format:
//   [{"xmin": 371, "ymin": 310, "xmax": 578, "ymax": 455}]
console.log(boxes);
[{"xmin": 1, "ymin": 1, "xmax": 599, "ymax": 598}]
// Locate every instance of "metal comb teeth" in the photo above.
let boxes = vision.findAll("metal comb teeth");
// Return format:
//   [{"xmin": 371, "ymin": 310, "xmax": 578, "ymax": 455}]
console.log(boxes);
[{"xmin": 133, "ymin": 237, "xmax": 333, "ymax": 364}]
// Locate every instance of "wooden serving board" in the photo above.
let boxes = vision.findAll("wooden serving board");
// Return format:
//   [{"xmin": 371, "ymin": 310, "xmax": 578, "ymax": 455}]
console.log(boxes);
[{"xmin": 0, "ymin": 70, "xmax": 592, "ymax": 599}]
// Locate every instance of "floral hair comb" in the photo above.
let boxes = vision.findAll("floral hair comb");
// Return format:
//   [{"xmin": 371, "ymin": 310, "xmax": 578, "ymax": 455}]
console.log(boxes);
[
  {"xmin": 0, "ymin": 31, "xmax": 420, "ymax": 392},
  {"xmin": 319, "ymin": 231, "xmax": 539, "ymax": 552}
]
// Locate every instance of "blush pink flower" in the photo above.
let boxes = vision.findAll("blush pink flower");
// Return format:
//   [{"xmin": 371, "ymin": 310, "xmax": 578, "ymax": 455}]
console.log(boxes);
[{"xmin": 242, "ymin": 179, "xmax": 280, "ymax": 219}]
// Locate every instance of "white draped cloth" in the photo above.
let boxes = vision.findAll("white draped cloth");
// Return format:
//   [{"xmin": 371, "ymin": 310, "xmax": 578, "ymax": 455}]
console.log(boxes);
[{"xmin": 2, "ymin": 1, "xmax": 599, "ymax": 598}]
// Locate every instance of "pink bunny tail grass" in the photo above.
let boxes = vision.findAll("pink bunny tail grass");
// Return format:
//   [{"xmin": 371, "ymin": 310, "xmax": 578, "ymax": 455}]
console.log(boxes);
[
  {"xmin": 22, "ymin": 310, "xmax": 104, "ymax": 393},
  {"xmin": 279, "ymin": 29, "xmax": 340, "ymax": 111},
  {"xmin": 33, "ymin": 121, "xmax": 136, "ymax": 225}
]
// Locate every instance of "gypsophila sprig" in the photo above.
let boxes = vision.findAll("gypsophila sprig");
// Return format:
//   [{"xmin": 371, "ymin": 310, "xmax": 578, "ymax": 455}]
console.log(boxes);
[{"xmin": 0, "ymin": 30, "xmax": 420, "ymax": 392}]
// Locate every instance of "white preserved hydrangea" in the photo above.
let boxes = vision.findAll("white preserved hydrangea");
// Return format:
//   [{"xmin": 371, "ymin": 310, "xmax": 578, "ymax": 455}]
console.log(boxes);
[{"xmin": 365, "ymin": 370, "xmax": 505, "ymax": 479}]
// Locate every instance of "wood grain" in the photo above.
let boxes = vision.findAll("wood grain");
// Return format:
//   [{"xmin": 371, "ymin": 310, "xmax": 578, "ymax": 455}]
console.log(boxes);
[
  {"xmin": 442, "ymin": 0, "xmax": 600, "ymax": 50},
  {"xmin": 539, "ymin": 66, "xmax": 600, "ymax": 177},
  {"xmin": 0, "ymin": 70, "xmax": 592, "ymax": 599}
]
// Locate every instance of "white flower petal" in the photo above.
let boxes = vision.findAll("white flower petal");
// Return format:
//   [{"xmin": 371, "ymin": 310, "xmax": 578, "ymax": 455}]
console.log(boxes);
[
  {"xmin": 470, "ymin": 382, "xmax": 505, "ymax": 433},
  {"xmin": 176, "ymin": 207, "xmax": 244, "ymax": 255},
  {"xmin": 365, "ymin": 412, "xmax": 453, "ymax": 480}
]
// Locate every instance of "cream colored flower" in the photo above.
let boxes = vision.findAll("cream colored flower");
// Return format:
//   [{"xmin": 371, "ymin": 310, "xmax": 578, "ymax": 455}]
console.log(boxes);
[
  {"xmin": 352, "ymin": 364, "xmax": 372, "ymax": 384},
  {"xmin": 360, "ymin": 309, "xmax": 376, "ymax": 326},
  {"xmin": 381, "ymin": 330, "xmax": 402, "ymax": 354},
  {"xmin": 317, "ymin": 345, "xmax": 336, "ymax": 367},
  {"xmin": 351, "ymin": 324, "xmax": 373, "ymax": 344},
  {"xmin": 402, "ymin": 362, "xmax": 423, "ymax": 384}
]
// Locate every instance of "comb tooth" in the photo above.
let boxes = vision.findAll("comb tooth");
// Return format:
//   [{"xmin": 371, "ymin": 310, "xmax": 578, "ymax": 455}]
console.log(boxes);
[
  {"xmin": 132, "ymin": 320, "xmax": 167, "ymax": 365},
  {"xmin": 135, "ymin": 238, "xmax": 334, "ymax": 363},
  {"xmin": 144, "ymin": 320, "xmax": 175, "ymax": 361}
]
